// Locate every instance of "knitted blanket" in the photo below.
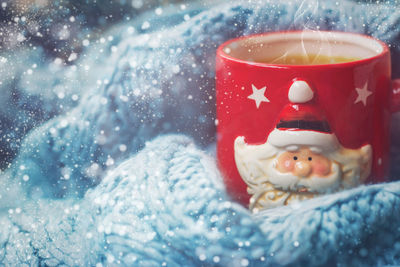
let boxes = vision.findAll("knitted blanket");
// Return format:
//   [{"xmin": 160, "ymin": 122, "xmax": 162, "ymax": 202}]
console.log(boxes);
[{"xmin": 1, "ymin": 0, "xmax": 400, "ymax": 265}]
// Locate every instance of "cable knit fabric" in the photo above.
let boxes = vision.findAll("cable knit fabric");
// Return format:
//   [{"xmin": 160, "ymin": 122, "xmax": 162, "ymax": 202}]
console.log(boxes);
[
  {"xmin": 1, "ymin": 0, "xmax": 400, "ymax": 265},
  {"xmin": 1, "ymin": 136, "xmax": 400, "ymax": 266}
]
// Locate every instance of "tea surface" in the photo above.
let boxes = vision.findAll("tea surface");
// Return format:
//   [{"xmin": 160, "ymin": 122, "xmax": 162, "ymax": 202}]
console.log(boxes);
[{"xmin": 259, "ymin": 54, "xmax": 361, "ymax": 65}]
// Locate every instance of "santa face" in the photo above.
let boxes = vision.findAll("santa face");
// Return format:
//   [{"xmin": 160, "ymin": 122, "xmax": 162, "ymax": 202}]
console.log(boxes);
[
  {"xmin": 266, "ymin": 148, "xmax": 342, "ymax": 194},
  {"xmin": 234, "ymin": 136, "xmax": 372, "ymax": 211}
]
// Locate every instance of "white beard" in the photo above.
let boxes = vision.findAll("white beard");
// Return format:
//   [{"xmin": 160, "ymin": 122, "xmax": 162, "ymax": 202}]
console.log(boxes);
[{"xmin": 234, "ymin": 136, "xmax": 372, "ymax": 212}]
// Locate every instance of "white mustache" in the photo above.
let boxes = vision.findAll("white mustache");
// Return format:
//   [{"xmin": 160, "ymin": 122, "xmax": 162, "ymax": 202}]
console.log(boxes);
[{"xmin": 265, "ymin": 160, "xmax": 342, "ymax": 194}]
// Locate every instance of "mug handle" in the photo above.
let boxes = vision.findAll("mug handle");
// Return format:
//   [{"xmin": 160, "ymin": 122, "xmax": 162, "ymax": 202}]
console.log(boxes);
[{"xmin": 391, "ymin": 79, "xmax": 400, "ymax": 113}]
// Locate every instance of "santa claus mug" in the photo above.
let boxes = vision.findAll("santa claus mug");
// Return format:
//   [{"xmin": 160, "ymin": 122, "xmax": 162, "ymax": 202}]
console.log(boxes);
[{"xmin": 216, "ymin": 31, "xmax": 400, "ymax": 212}]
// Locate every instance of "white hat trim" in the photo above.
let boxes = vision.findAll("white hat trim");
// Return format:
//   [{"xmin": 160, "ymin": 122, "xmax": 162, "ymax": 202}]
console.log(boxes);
[{"xmin": 268, "ymin": 128, "xmax": 339, "ymax": 152}]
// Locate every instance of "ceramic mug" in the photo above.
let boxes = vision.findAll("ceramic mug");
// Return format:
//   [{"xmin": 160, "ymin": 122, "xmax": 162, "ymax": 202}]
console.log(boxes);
[{"xmin": 215, "ymin": 31, "xmax": 400, "ymax": 212}]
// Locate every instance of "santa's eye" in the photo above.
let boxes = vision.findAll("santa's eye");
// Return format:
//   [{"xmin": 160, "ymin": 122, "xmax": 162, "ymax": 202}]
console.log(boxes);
[
  {"xmin": 293, "ymin": 156, "xmax": 298, "ymax": 160},
  {"xmin": 308, "ymin": 157, "xmax": 312, "ymax": 161}
]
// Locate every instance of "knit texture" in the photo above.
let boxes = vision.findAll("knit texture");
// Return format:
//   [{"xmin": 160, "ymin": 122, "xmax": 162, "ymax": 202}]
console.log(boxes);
[
  {"xmin": 1, "ymin": 135, "xmax": 400, "ymax": 266},
  {"xmin": 1, "ymin": 0, "xmax": 400, "ymax": 266}
]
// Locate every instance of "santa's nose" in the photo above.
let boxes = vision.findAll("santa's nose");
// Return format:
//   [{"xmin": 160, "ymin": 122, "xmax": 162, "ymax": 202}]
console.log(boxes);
[{"xmin": 293, "ymin": 161, "xmax": 312, "ymax": 177}]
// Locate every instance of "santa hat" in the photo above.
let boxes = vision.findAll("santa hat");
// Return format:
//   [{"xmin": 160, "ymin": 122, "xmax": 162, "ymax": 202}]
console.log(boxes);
[{"xmin": 268, "ymin": 80, "xmax": 339, "ymax": 152}]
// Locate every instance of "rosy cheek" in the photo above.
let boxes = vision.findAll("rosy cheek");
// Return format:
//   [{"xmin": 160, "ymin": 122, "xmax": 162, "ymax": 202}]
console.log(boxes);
[
  {"xmin": 312, "ymin": 161, "xmax": 331, "ymax": 176},
  {"xmin": 277, "ymin": 158, "xmax": 294, "ymax": 172}
]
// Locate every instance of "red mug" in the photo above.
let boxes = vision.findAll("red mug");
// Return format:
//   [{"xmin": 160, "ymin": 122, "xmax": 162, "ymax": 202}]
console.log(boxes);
[{"xmin": 216, "ymin": 31, "xmax": 400, "ymax": 212}]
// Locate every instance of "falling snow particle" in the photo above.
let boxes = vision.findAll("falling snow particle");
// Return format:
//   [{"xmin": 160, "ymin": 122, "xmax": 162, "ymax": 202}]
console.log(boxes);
[
  {"xmin": 58, "ymin": 92, "xmax": 65, "ymax": 99},
  {"xmin": 22, "ymin": 175, "xmax": 29, "ymax": 182},
  {"xmin": 199, "ymin": 254, "xmax": 206, "ymax": 261},
  {"xmin": 172, "ymin": 65, "xmax": 180, "ymax": 74},
  {"xmin": 213, "ymin": 256, "xmax": 220, "ymax": 263},
  {"xmin": 106, "ymin": 158, "xmax": 115, "ymax": 166},
  {"xmin": 17, "ymin": 33, "xmax": 26, "ymax": 42},
  {"xmin": 83, "ymin": 39, "xmax": 90, "ymax": 46},
  {"xmin": 141, "ymin": 21, "xmax": 150, "ymax": 30},
  {"xmin": 119, "ymin": 144, "xmax": 127, "ymax": 152},
  {"xmin": 155, "ymin": 8, "xmax": 163, "ymax": 15},
  {"xmin": 132, "ymin": 0, "xmax": 143, "ymax": 9},
  {"xmin": 294, "ymin": 241, "xmax": 300, "ymax": 247},
  {"xmin": 54, "ymin": 58, "xmax": 63, "ymax": 65},
  {"xmin": 68, "ymin": 53, "xmax": 78, "ymax": 62},
  {"xmin": 241, "ymin": 258, "xmax": 249, "ymax": 266}
]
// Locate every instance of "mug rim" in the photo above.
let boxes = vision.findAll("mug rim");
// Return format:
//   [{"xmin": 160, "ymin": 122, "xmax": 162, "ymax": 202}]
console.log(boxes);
[{"xmin": 217, "ymin": 30, "xmax": 390, "ymax": 69}]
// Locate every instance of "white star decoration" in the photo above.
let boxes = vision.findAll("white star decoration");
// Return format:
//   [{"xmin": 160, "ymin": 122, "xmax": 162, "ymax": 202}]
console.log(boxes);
[
  {"xmin": 248, "ymin": 84, "xmax": 270, "ymax": 108},
  {"xmin": 354, "ymin": 82, "xmax": 372, "ymax": 106}
]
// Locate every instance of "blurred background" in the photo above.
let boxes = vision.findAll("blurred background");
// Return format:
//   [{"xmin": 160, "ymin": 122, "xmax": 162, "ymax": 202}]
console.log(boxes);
[{"xmin": 0, "ymin": 0, "xmax": 202, "ymax": 170}]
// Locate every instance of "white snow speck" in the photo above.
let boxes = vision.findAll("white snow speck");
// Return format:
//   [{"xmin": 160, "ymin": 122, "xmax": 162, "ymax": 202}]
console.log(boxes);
[
  {"xmin": 119, "ymin": 144, "xmax": 127, "ymax": 152},
  {"xmin": 131, "ymin": 0, "xmax": 143, "ymax": 9},
  {"xmin": 199, "ymin": 254, "xmax": 206, "ymax": 261},
  {"xmin": 107, "ymin": 254, "xmax": 115, "ymax": 263},
  {"xmin": 241, "ymin": 258, "xmax": 249, "ymax": 266},
  {"xmin": 172, "ymin": 65, "xmax": 180, "ymax": 74},
  {"xmin": 22, "ymin": 175, "xmax": 29, "ymax": 182},
  {"xmin": 82, "ymin": 39, "xmax": 90, "ymax": 46},
  {"xmin": 17, "ymin": 33, "xmax": 26, "ymax": 42},
  {"xmin": 58, "ymin": 92, "xmax": 65, "ymax": 99},
  {"xmin": 106, "ymin": 158, "xmax": 115, "ymax": 166},
  {"xmin": 68, "ymin": 53, "xmax": 78, "ymax": 62},
  {"xmin": 155, "ymin": 7, "xmax": 163, "ymax": 15},
  {"xmin": 100, "ymin": 97, "xmax": 108, "ymax": 105},
  {"xmin": 60, "ymin": 119, "xmax": 69, "ymax": 128},
  {"xmin": 54, "ymin": 58, "xmax": 63, "ymax": 65},
  {"xmin": 213, "ymin": 256, "xmax": 220, "ymax": 263},
  {"xmin": 141, "ymin": 21, "xmax": 150, "ymax": 30},
  {"xmin": 127, "ymin": 27, "xmax": 135, "ymax": 34},
  {"xmin": 294, "ymin": 241, "xmax": 300, "ymax": 247}
]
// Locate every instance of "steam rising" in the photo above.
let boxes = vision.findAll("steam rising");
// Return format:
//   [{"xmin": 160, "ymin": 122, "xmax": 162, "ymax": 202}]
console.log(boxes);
[{"xmin": 271, "ymin": 0, "xmax": 333, "ymax": 65}]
